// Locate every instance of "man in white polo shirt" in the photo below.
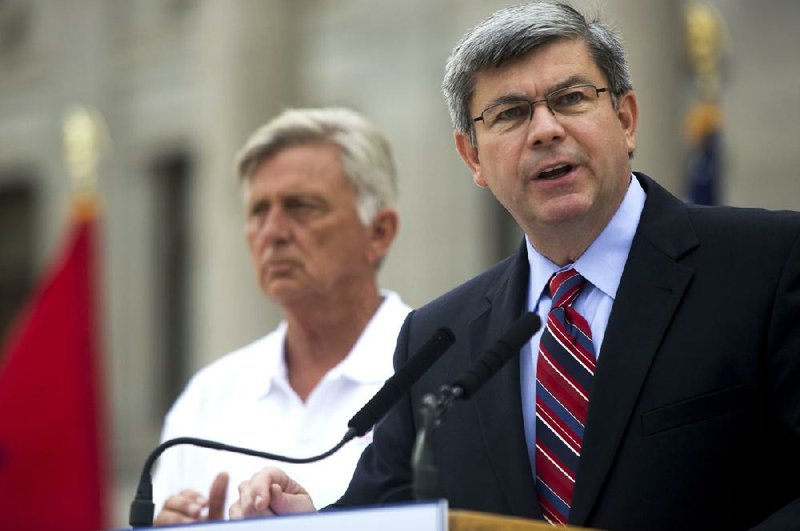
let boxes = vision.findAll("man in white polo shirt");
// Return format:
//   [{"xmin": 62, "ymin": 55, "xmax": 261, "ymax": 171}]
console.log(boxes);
[{"xmin": 152, "ymin": 107, "xmax": 411, "ymax": 524}]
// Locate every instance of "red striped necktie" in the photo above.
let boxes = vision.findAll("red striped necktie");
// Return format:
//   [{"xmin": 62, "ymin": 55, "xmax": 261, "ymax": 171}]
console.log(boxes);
[{"xmin": 535, "ymin": 268, "xmax": 596, "ymax": 525}]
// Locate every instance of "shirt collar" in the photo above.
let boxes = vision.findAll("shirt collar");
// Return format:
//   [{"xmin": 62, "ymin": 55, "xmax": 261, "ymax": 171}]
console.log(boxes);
[
  {"xmin": 259, "ymin": 321, "xmax": 289, "ymax": 398},
  {"xmin": 259, "ymin": 290, "xmax": 405, "ymax": 399},
  {"xmin": 526, "ymin": 174, "xmax": 645, "ymax": 303},
  {"xmin": 325, "ymin": 290, "xmax": 406, "ymax": 384}
]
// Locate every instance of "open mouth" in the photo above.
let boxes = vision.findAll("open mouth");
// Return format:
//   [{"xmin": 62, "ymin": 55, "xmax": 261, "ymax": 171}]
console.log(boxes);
[{"xmin": 537, "ymin": 164, "xmax": 573, "ymax": 180}]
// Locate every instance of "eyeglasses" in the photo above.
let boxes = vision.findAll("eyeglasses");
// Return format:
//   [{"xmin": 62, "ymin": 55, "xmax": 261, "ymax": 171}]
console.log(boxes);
[{"xmin": 472, "ymin": 84, "xmax": 609, "ymax": 135}]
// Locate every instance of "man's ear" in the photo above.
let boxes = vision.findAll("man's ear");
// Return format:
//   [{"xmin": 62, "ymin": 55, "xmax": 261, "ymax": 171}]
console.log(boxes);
[
  {"xmin": 454, "ymin": 130, "xmax": 488, "ymax": 188},
  {"xmin": 616, "ymin": 90, "xmax": 639, "ymax": 156},
  {"xmin": 367, "ymin": 208, "xmax": 399, "ymax": 267}
]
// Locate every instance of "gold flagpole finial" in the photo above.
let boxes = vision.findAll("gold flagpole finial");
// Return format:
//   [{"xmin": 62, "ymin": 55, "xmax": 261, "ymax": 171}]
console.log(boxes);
[
  {"xmin": 62, "ymin": 105, "xmax": 110, "ymax": 220},
  {"xmin": 684, "ymin": 2, "xmax": 728, "ymax": 101}
]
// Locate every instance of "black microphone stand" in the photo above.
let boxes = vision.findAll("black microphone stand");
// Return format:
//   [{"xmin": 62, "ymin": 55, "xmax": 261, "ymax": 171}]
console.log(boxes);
[{"xmin": 411, "ymin": 385, "xmax": 462, "ymax": 500}]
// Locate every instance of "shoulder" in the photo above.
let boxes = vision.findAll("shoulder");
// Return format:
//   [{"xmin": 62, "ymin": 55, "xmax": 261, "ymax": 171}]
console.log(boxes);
[
  {"xmin": 166, "ymin": 328, "xmax": 282, "ymax": 418},
  {"xmin": 688, "ymin": 203, "xmax": 800, "ymax": 233},
  {"xmin": 378, "ymin": 289, "xmax": 414, "ymax": 322},
  {"xmin": 195, "ymin": 330, "xmax": 280, "ymax": 386},
  {"xmin": 686, "ymin": 205, "xmax": 800, "ymax": 267},
  {"xmin": 401, "ymin": 251, "xmax": 523, "ymax": 343},
  {"xmin": 423, "ymin": 254, "xmax": 516, "ymax": 312},
  {"xmin": 637, "ymin": 172, "xmax": 800, "ymax": 263},
  {"xmin": 638, "ymin": 171, "xmax": 800, "ymax": 238}
]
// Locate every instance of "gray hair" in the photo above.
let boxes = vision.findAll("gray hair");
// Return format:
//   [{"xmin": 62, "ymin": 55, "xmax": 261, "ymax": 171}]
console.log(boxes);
[
  {"xmin": 442, "ymin": 1, "xmax": 633, "ymax": 136},
  {"xmin": 235, "ymin": 107, "xmax": 398, "ymax": 225}
]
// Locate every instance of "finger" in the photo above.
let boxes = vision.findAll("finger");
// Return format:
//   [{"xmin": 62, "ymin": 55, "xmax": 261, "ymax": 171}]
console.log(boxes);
[
  {"xmin": 237, "ymin": 469, "xmax": 277, "ymax": 515},
  {"xmin": 247, "ymin": 491, "xmax": 275, "ymax": 517},
  {"xmin": 237, "ymin": 478, "xmax": 255, "ymax": 514},
  {"xmin": 154, "ymin": 507, "xmax": 201, "ymax": 526},
  {"xmin": 206, "ymin": 472, "xmax": 229, "ymax": 521},
  {"xmin": 267, "ymin": 483, "xmax": 315, "ymax": 515},
  {"xmin": 154, "ymin": 509, "xmax": 191, "ymax": 525},
  {"xmin": 229, "ymin": 501, "xmax": 242, "ymax": 520},
  {"xmin": 176, "ymin": 489, "xmax": 208, "ymax": 507},
  {"xmin": 229, "ymin": 500, "xmax": 274, "ymax": 520},
  {"xmin": 155, "ymin": 492, "xmax": 206, "ymax": 525}
]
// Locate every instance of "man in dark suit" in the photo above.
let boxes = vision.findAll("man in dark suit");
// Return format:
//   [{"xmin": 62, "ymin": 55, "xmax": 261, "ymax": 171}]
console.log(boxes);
[{"xmin": 230, "ymin": 3, "xmax": 800, "ymax": 529}]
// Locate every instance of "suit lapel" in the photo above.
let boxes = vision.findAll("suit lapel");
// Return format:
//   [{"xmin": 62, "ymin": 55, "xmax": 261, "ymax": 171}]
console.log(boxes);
[
  {"xmin": 569, "ymin": 174, "xmax": 699, "ymax": 525},
  {"xmin": 468, "ymin": 245, "xmax": 544, "ymax": 519}
]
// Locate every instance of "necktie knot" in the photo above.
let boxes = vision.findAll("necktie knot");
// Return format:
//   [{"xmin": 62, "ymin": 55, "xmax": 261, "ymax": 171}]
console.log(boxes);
[{"xmin": 549, "ymin": 268, "xmax": 586, "ymax": 309}]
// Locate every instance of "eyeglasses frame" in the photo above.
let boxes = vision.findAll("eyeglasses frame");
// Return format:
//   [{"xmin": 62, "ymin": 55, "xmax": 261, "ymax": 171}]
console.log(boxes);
[{"xmin": 471, "ymin": 84, "xmax": 610, "ymax": 129}]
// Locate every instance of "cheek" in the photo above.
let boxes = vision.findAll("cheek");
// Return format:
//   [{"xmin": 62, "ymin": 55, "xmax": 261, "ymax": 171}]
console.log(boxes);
[
  {"xmin": 245, "ymin": 228, "xmax": 261, "ymax": 256},
  {"xmin": 477, "ymin": 141, "xmax": 522, "ymax": 189},
  {"xmin": 339, "ymin": 228, "xmax": 375, "ymax": 263},
  {"xmin": 304, "ymin": 224, "xmax": 358, "ymax": 261},
  {"xmin": 585, "ymin": 117, "xmax": 626, "ymax": 153}
]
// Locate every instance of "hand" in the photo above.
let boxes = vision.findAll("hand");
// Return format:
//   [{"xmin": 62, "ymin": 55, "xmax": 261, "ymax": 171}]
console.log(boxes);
[
  {"xmin": 154, "ymin": 472, "xmax": 229, "ymax": 525},
  {"xmin": 229, "ymin": 467, "xmax": 315, "ymax": 519}
]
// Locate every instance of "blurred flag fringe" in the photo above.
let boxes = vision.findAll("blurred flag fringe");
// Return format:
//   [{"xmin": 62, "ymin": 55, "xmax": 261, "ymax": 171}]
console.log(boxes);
[
  {"xmin": 685, "ymin": 101, "xmax": 723, "ymax": 205},
  {"xmin": 0, "ymin": 194, "xmax": 109, "ymax": 530}
]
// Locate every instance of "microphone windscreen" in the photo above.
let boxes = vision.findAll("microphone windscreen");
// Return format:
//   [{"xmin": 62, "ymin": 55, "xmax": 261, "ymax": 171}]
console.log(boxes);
[{"xmin": 452, "ymin": 312, "xmax": 540, "ymax": 398}]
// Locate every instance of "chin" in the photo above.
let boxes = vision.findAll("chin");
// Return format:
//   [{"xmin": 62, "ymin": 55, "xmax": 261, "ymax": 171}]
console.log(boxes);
[
  {"xmin": 536, "ymin": 197, "xmax": 594, "ymax": 225},
  {"xmin": 264, "ymin": 279, "xmax": 301, "ymax": 299}
]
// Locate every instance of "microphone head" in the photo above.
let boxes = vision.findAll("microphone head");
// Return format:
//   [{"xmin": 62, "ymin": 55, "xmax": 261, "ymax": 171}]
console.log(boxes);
[
  {"xmin": 452, "ymin": 312, "xmax": 540, "ymax": 398},
  {"xmin": 500, "ymin": 311, "xmax": 541, "ymax": 350},
  {"xmin": 347, "ymin": 326, "xmax": 455, "ymax": 436}
]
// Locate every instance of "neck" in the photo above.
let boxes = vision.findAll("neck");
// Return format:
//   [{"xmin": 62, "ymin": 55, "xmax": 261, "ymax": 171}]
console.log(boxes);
[
  {"xmin": 282, "ymin": 285, "xmax": 383, "ymax": 401},
  {"xmin": 527, "ymin": 218, "xmax": 604, "ymax": 266},
  {"xmin": 527, "ymin": 178, "xmax": 631, "ymax": 266}
]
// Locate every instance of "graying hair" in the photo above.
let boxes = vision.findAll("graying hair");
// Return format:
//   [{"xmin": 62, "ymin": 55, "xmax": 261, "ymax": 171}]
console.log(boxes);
[
  {"xmin": 235, "ymin": 107, "xmax": 398, "ymax": 225},
  {"xmin": 442, "ymin": 1, "xmax": 633, "ymax": 136}
]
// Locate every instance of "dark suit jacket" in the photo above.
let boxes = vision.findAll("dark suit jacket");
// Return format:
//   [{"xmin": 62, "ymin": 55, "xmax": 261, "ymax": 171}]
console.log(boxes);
[{"xmin": 334, "ymin": 173, "xmax": 800, "ymax": 530}]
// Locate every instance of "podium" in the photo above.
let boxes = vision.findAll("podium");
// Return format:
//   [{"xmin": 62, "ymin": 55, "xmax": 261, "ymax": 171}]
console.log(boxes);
[
  {"xmin": 147, "ymin": 501, "xmax": 594, "ymax": 530},
  {"xmin": 450, "ymin": 509, "xmax": 591, "ymax": 530}
]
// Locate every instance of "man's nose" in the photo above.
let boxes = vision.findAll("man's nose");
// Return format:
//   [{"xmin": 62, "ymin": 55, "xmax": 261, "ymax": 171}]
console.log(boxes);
[
  {"xmin": 525, "ymin": 102, "xmax": 565, "ymax": 148},
  {"xmin": 259, "ymin": 207, "xmax": 291, "ymax": 245}
]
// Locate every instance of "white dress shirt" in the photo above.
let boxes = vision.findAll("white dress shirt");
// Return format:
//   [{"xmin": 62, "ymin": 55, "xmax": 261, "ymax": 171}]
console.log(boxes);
[{"xmin": 152, "ymin": 290, "xmax": 412, "ymax": 516}]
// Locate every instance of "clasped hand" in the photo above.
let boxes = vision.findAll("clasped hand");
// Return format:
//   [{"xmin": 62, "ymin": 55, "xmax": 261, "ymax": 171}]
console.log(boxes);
[{"xmin": 229, "ymin": 467, "xmax": 316, "ymax": 519}]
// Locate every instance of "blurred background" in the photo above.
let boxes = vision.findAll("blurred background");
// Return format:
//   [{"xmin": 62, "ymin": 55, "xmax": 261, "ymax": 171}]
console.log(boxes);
[{"xmin": 0, "ymin": 0, "xmax": 797, "ymax": 526}]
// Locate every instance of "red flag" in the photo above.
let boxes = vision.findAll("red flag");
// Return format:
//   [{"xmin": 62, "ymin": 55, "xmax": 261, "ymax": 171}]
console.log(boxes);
[{"xmin": 0, "ymin": 198, "xmax": 108, "ymax": 530}]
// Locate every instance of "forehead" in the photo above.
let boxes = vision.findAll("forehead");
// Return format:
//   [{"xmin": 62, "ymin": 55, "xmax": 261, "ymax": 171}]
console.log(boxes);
[
  {"xmin": 247, "ymin": 143, "xmax": 353, "ymax": 194},
  {"xmin": 470, "ymin": 38, "xmax": 602, "ymax": 110}
]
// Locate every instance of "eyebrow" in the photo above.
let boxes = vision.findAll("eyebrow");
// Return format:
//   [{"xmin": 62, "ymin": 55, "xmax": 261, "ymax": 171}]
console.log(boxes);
[
  {"xmin": 545, "ymin": 74, "xmax": 595, "ymax": 95},
  {"xmin": 479, "ymin": 74, "xmax": 597, "ymax": 112}
]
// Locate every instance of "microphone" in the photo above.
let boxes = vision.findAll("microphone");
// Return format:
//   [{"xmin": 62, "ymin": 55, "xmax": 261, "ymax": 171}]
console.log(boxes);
[
  {"xmin": 129, "ymin": 326, "xmax": 455, "ymax": 527},
  {"xmin": 347, "ymin": 326, "xmax": 455, "ymax": 437},
  {"xmin": 412, "ymin": 312, "xmax": 540, "ymax": 500},
  {"xmin": 449, "ymin": 311, "xmax": 540, "ymax": 399}
]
